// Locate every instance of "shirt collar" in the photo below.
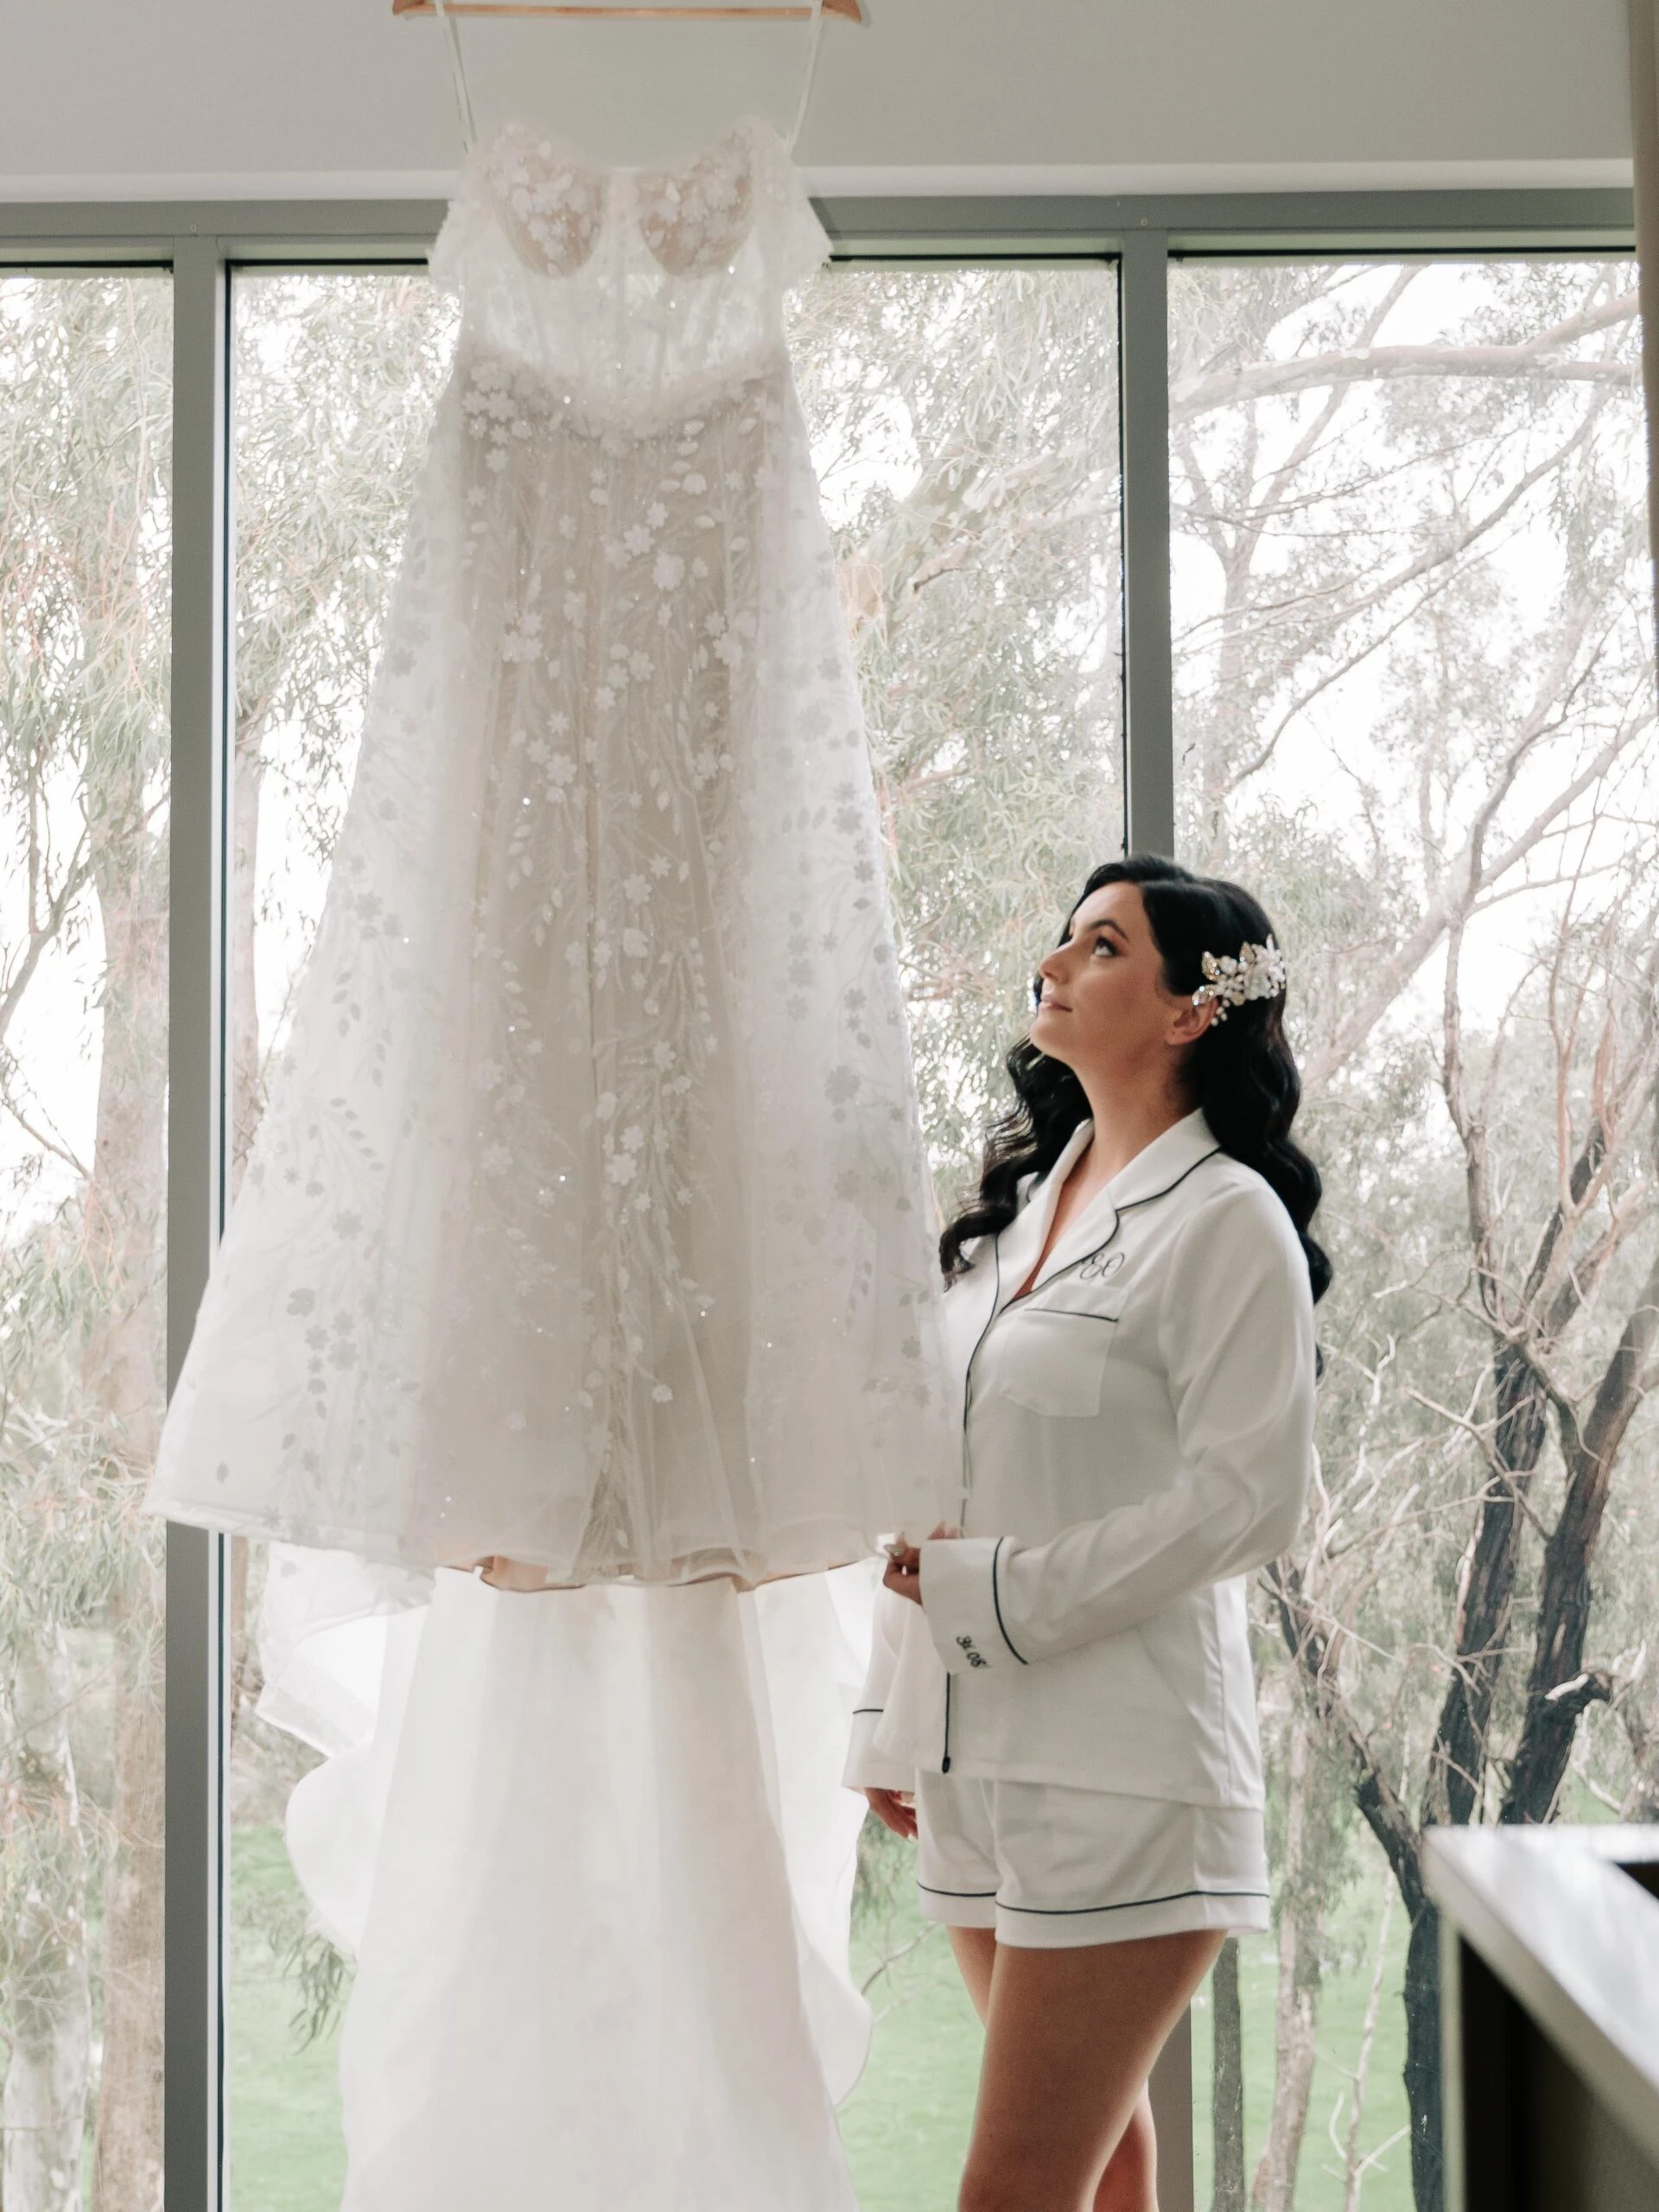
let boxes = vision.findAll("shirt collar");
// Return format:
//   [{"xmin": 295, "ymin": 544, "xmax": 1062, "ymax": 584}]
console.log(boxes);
[
  {"xmin": 994, "ymin": 1120, "xmax": 1095, "ymax": 1297},
  {"xmin": 1104, "ymin": 1107, "xmax": 1219, "ymax": 1209},
  {"xmin": 1026, "ymin": 1107, "xmax": 1217, "ymax": 1215},
  {"xmin": 1007, "ymin": 1108, "xmax": 1219, "ymax": 1296}
]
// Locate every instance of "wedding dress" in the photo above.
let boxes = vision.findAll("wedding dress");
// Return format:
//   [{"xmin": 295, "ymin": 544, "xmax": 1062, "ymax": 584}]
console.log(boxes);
[
  {"xmin": 148, "ymin": 112, "xmax": 950, "ymax": 1585},
  {"xmin": 268, "ymin": 1562, "xmax": 879, "ymax": 2210},
  {"xmin": 173, "ymin": 112, "xmax": 953, "ymax": 2210}
]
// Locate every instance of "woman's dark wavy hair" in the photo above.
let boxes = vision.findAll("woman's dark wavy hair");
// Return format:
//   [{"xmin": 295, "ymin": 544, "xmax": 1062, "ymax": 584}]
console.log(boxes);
[{"xmin": 939, "ymin": 855, "xmax": 1332, "ymax": 1305}]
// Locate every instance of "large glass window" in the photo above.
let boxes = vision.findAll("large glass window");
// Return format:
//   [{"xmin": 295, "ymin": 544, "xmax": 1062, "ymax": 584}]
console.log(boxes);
[
  {"xmin": 793, "ymin": 260, "xmax": 1122, "ymax": 2202},
  {"xmin": 226, "ymin": 270, "xmax": 459, "ymax": 2209},
  {"xmin": 1171, "ymin": 257, "xmax": 1653, "ymax": 2212},
  {"xmin": 8, "ymin": 212, "xmax": 1641, "ymax": 2212},
  {"xmin": 219, "ymin": 257, "xmax": 1120, "ymax": 2209},
  {"xmin": 0, "ymin": 273, "xmax": 172, "ymax": 2211}
]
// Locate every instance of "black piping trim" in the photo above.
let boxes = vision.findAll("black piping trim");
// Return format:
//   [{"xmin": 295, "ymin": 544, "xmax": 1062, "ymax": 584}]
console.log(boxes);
[
  {"xmin": 1013, "ymin": 1308, "xmax": 1119, "ymax": 1325},
  {"xmin": 1024, "ymin": 1146, "xmax": 1223, "ymax": 1303},
  {"xmin": 946, "ymin": 1237, "xmax": 1003, "ymax": 1778},
  {"xmin": 918, "ymin": 1882, "xmax": 1000, "ymax": 1899},
  {"xmin": 998, "ymin": 1886, "xmax": 1270, "ymax": 1918},
  {"xmin": 961, "ymin": 1238, "xmax": 1003, "ymax": 1437},
  {"xmin": 990, "ymin": 1538, "xmax": 1027, "ymax": 1665},
  {"xmin": 851, "ymin": 1707, "xmax": 883, "ymax": 1717}
]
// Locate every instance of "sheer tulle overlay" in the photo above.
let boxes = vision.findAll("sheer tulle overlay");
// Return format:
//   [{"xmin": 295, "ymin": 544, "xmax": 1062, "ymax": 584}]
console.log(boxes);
[
  {"xmin": 148, "ymin": 115, "xmax": 952, "ymax": 1583},
  {"xmin": 275, "ymin": 1567, "xmax": 871, "ymax": 2212}
]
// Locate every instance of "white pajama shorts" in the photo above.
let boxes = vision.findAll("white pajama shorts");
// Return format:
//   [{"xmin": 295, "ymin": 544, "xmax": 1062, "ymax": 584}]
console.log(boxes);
[{"xmin": 914, "ymin": 1772, "xmax": 1271, "ymax": 1949}]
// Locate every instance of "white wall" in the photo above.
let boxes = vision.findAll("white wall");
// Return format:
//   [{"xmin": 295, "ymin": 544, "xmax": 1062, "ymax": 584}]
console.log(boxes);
[{"xmin": 0, "ymin": 0, "xmax": 1632, "ymax": 200}]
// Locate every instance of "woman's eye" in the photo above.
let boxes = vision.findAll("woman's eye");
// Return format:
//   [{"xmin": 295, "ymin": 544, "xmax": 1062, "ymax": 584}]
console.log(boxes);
[{"xmin": 1091, "ymin": 936, "xmax": 1116, "ymax": 957}]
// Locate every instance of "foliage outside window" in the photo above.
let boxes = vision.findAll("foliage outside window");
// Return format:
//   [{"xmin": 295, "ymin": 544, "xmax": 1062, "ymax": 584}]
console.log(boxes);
[
  {"xmin": 0, "ymin": 275, "xmax": 172, "ymax": 2212},
  {"xmin": 0, "ymin": 246, "xmax": 1652, "ymax": 2212},
  {"xmin": 1172, "ymin": 259, "xmax": 1655, "ymax": 2212}
]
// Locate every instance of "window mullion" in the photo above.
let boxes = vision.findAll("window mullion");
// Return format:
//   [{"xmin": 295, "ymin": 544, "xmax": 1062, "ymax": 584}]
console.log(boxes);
[
  {"xmin": 1119, "ymin": 228, "xmax": 1175, "ymax": 857},
  {"xmin": 164, "ymin": 232, "xmax": 232, "ymax": 2212},
  {"xmin": 1118, "ymin": 224, "xmax": 1196, "ymax": 2212}
]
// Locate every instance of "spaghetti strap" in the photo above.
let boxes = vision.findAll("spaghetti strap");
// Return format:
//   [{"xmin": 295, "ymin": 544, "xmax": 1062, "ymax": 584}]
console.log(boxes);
[
  {"xmin": 432, "ymin": 0, "xmax": 479, "ymax": 153},
  {"xmin": 787, "ymin": 0, "xmax": 828, "ymax": 152}
]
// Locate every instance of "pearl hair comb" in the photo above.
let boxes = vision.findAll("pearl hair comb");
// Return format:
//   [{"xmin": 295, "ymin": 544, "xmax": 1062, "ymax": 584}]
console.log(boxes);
[{"xmin": 1192, "ymin": 938, "xmax": 1287, "ymax": 1020}]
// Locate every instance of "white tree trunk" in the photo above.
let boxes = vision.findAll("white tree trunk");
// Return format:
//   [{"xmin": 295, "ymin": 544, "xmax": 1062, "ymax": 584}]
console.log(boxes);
[
  {"xmin": 1251, "ymin": 1707, "xmax": 1322, "ymax": 2212},
  {"xmin": 3, "ymin": 1631, "xmax": 92, "ymax": 2212},
  {"xmin": 1340, "ymin": 1882, "xmax": 1398, "ymax": 2212}
]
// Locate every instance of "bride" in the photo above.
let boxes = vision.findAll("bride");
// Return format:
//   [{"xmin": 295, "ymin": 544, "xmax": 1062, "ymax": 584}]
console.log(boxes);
[{"xmin": 849, "ymin": 855, "xmax": 1328, "ymax": 2211}]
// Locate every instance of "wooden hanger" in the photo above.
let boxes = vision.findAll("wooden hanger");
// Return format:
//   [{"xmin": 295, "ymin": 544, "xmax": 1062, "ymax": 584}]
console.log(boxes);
[{"xmin": 394, "ymin": 1, "xmax": 861, "ymax": 20}]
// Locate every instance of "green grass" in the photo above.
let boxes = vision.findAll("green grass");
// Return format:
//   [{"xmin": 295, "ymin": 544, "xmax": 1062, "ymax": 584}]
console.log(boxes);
[
  {"xmin": 1192, "ymin": 1876, "xmax": 1414, "ymax": 2212},
  {"xmin": 227, "ymin": 1823, "xmax": 1418, "ymax": 2211},
  {"xmin": 228, "ymin": 1828, "xmax": 349, "ymax": 2212},
  {"xmin": 842, "ymin": 1904, "xmax": 983, "ymax": 2209}
]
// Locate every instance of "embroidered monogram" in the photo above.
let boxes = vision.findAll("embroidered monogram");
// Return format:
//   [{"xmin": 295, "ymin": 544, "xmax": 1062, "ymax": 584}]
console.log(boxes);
[{"xmin": 1077, "ymin": 1247, "xmax": 1126, "ymax": 1284}]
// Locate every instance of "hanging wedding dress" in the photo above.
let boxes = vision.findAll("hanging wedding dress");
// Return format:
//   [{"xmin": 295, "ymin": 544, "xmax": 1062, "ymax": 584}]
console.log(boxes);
[
  {"xmin": 166, "ymin": 109, "xmax": 958, "ymax": 2209},
  {"xmin": 147, "ymin": 111, "xmax": 950, "ymax": 1586}
]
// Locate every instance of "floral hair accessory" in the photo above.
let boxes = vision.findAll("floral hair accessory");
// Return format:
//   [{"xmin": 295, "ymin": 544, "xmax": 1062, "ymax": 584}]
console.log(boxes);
[{"xmin": 1192, "ymin": 937, "xmax": 1287, "ymax": 1021}]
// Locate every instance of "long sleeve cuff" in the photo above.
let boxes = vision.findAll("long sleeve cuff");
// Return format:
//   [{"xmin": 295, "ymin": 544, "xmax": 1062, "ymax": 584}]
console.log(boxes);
[
  {"xmin": 920, "ymin": 1536, "xmax": 1030, "ymax": 1674},
  {"xmin": 842, "ymin": 1707, "xmax": 917, "ymax": 1794}
]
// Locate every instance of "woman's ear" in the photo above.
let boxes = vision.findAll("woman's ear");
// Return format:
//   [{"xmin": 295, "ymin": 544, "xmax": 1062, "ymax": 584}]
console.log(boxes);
[{"xmin": 1166, "ymin": 994, "xmax": 1218, "ymax": 1048}]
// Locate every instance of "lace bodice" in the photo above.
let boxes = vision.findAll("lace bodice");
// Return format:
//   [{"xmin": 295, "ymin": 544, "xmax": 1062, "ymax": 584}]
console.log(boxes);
[{"xmin": 429, "ymin": 116, "xmax": 830, "ymax": 426}]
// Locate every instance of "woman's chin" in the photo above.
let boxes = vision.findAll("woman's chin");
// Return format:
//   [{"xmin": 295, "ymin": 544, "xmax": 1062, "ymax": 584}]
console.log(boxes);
[{"xmin": 1029, "ymin": 1014, "xmax": 1073, "ymax": 1064}]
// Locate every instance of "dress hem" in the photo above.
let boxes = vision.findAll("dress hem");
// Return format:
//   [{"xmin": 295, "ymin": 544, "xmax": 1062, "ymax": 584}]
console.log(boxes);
[{"xmin": 143, "ymin": 1492, "xmax": 887, "ymax": 1587}]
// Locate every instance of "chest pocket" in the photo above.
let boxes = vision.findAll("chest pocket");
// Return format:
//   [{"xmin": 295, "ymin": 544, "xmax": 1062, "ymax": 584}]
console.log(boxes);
[{"xmin": 994, "ymin": 1303, "xmax": 1122, "ymax": 1419}]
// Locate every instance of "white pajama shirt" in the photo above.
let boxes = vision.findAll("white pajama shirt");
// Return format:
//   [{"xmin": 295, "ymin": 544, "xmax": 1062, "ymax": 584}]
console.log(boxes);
[{"xmin": 844, "ymin": 1109, "xmax": 1316, "ymax": 1942}]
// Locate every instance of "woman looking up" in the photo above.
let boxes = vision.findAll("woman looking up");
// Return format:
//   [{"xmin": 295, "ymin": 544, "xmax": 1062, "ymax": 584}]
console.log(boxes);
[{"xmin": 845, "ymin": 855, "xmax": 1329, "ymax": 2212}]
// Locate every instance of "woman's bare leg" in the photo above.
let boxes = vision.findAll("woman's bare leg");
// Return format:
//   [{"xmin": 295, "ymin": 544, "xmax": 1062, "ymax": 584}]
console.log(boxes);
[
  {"xmin": 948, "ymin": 1925, "xmax": 998, "ymax": 2024},
  {"xmin": 944, "ymin": 1926, "xmax": 1192, "ymax": 2211},
  {"xmin": 1093, "ymin": 2090, "xmax": 1155, "ymax": 2212},
  {"xmin": 950, "ymin": 1929, "xmax": 1222, "ymax": 2212}
]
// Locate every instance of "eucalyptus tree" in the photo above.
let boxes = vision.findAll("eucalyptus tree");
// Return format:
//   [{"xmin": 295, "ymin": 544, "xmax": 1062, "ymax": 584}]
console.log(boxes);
[
  {"xmin": 0, "ymin": 268, "xmax": 454, "ymax": 2211},
  {"xmin": 798, "ymin": 256, "xmax": 1654, "ymax": 2212},
  {"xmin": 1168, "ymin": 257, "xmax": 1655, "ymax": 2212},
  {"xmin": 787, "ymin": 265, "xmax": 1124, "ymax": 1211},
  {"xmin": 0, "ymin": 271, "xmax": 171, "ymax": 2212}
]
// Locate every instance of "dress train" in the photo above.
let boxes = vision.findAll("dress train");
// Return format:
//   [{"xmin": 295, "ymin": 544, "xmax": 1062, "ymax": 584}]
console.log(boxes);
[{"xmin": 264, "ymin": 1560, "xmax": 876, "ymax": 2209}]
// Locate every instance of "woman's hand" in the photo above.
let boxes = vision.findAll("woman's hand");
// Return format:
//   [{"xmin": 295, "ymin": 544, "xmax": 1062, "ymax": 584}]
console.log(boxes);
[
  {"xmin": 881, "ymin": 1522, "xmax": 961, "ymax": 1607},
  {"xmin": 863, "ymin": 1787, "xmax": 918, "ymax": 1840}
]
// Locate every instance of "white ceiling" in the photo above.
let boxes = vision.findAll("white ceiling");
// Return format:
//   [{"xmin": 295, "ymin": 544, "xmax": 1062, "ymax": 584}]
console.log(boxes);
[{"xmin": 0, "ymin": 0, "xmax": 1632, "ymax": 202}]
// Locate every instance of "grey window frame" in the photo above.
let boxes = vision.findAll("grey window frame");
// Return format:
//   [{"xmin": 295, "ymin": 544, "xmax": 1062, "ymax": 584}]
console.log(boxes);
[{"xmin": 0, "ymin": 176, "xmax": 1634, "ymax": 2212}]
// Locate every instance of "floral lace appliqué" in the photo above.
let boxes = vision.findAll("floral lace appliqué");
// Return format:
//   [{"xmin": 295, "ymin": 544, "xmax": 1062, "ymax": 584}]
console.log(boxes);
[
  {"xmin": 637, "ymin": 132, "xmax": 757, "ymax": 276},
  {"xmin": 482, "ymin": 125, "xmax": 607, "ymax": 276}
]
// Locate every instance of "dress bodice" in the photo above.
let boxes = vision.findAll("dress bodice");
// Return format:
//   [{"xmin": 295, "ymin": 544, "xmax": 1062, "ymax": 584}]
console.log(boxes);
[{"xmin": 429, "ymin": 116, "xmax": 830, "ymax": 427}]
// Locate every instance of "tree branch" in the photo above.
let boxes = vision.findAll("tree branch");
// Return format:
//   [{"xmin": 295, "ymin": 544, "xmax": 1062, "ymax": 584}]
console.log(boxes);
[
  {"xmin": 1265, "ymin": 1557, "xmax": 1426, "ymax": 1918},
  {"xmin": 0, "ymin": 835, "xmax": 93, "ymax": 1055},
  {"xmin": 1173, "ymin": 295, "xmax": 1638, "ymax": 421}
]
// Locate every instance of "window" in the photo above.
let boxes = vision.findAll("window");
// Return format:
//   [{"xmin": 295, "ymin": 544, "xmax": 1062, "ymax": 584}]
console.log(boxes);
[
  {"xmin": 219, "ymin": 251, "xmax": 1120, "ymax": 2212},
  {"xmin": 226, "ymin": 269, "xmax": 459, "ymax": 2209},
  {"xmin": 0, "ymin": 191, "xmax": 1644, "ymax": 2212},
  {"xmin": 1173, "ymin": 257, "xmax": 1654, "ymax": 2212},
  {"xmin": 0, "ymin": 273, "xmax": 172, "ymax": 2212},
  {"xmin": 791, "ymin": 261, "xmax": 1122, "ymax": 2203}
]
